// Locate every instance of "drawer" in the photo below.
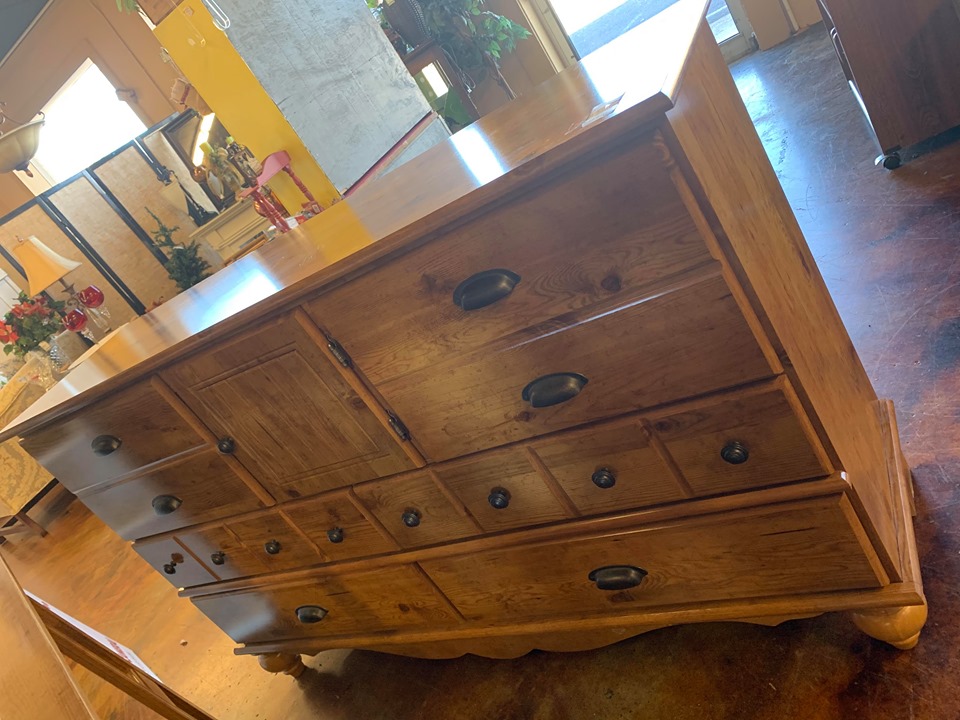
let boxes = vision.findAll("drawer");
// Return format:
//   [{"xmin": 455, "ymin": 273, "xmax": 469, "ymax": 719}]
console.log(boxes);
[
  {"xmin": 533, "ymin": 419, "xmax": 687, "ymax": 516},
  {"xmin": 134, "ymin": 537, "xmax": 217, "ymax": 589},
  {"xmin": 20, "ymin": 380, "xmax": 206, "ymax": 492},
  {"xmin": 379, "ymin": 273, "xmax": 775, "ymax": 461},
  {"xmin": 218, "ymin": 512, "xmax": 323, "ymax": 573},
  {"xmin": 353, "ymin": 472, "xmax": 479, "ymax": 549},
  {"xmin": 649, "ymin": 382, "xmax": 830, "ymax": 495},
  {"xmin": 175, "ymin": 525, "xmax": 267, "ymax": 582},
  {"xmin": 434, "ymin": 449, "xmax": 570, "ymax": 532},
  {"xmin": 78, "ymin": 450, "xmax": 266, "ymax": 539},
  {"xmin": 192, "ymin": 565, "xmax": 460, "ymax": 643},
  {"xmin": 421, "ymin": 495, "xmax": 884, "ymax": 622},
  {"xmin": 284, "ymin": 493, "xmax": 397, "ymax": 562},
  {"xmin": 306, "ymin": 135, "xmax": 713, "ymax": 388}
]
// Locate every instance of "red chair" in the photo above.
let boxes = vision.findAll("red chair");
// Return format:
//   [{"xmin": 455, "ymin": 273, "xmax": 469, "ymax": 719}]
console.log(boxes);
[{"xmin": 240, "ymin": 150, "xmax": 323, "ymax": 232}]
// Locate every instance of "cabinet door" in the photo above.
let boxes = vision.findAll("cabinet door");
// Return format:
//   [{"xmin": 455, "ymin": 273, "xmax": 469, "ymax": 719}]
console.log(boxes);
[{"xmin": 162, "ymin": 312, "xmax": 415, "ymax": 501}]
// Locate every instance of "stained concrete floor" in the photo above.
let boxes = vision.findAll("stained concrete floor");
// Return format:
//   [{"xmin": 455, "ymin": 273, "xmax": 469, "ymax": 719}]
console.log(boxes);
[{"xmin": 4, "ymin": 24, "xmax": 960, "ymax": 720}]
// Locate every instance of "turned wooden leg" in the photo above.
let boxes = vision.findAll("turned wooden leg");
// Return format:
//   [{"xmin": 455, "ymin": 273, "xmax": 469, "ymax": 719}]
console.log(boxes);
[
  {"xmin": 851, "ymin": 601, "xmax": 928, "ymax": 650},
  {"xmin": 258, "ymin": 652, "xmax": 306, "ymax": 678}
]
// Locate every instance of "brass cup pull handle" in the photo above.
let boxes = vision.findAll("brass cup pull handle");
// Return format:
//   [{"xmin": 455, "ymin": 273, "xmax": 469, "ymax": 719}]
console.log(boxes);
[
  {"xmin": 152, "ymin": 494, "xmax": 182, "ymax": 516},
  {"xmin": 522, "ymin": 373, "xmax": 589, "ymax": 408},
  {"xmin": 217, "ymin": 437, "xmax": 236, "ymax": 454},
  {"xmin": 452, "ymin": 269, "xmax": 521, "ymax": 311},
  {"xmin": 720, "ymin": 441, "xmax": 749, "ymax": 465},
  {"xmin": 264, "ymin": 540, "xmax": 282, "ymax": 555},
  {"xmin": 210, "ymin": 551, "xmax": 226, "ymax": 566},
  {"xmin": 487, "ymin": 487, "xmax": 511, "ymax": 510},
  {"xmin": 401, "ymin": 509, "xmax": 422, "ymax": 528},
  {"xmin": 295, "ymin": 605, "xmax": 329, "ymax": 624},
  {"xmin": 91, "ymin": 435, "xmax": 122, "ymax": 456},
  {"xmin": 327, "ymin": 527, "xmax": 345, "ymax": 544},
  {"xmin": 591, "ymin": 468, "xmax": 616, "ymax": 489},
  {"xmin": 588, "ymin": 565, "xmax": 648, "ymax": 591}
]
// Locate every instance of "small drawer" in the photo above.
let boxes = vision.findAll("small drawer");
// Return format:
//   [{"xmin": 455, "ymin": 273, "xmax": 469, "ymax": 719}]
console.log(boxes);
[
  {"xmin": 220, "ymin": 512, "xmax": 323, "ymax": 573},
  {"xmin": 134, "ymin": 537, "xmax": 217, "ymax": 589},
  {"xmin": 191, "ymin": 565, "xmax": 459, "ymax": 644},
  {"xmin": 434, "ymin": 449, "xmax": 570, "ymax": 533},
  {"xmin": 374, "ymin": 274, "xmax": 775, "ymax": 461},
  {"xmin": 175, "ymin": 526, "xmax": 267, "ymax": 582},
  {"xmin": 533, "ymin": 420, "xmax": 687, "ymax": 516},
  {"xmin": 284, "ymin": 493, "xmax": 397, "ymax": 562},
  {"xmin": 353, "ymin": 472, "xmax": 478, "ymax": 549},
  {"xmin": 20, "ymin": 380, "xmax": 206, "ymax": 492},
  {"xmin": 78, "ymin": 450, "xmax": 265, "ymax": 539},
  {"xmin": 421, "ymin": 494, "xmax": 884, "ymax": 622},
  {"xmin": 649, "ymin": 383, "xmax": 830, "ymax": 495}
]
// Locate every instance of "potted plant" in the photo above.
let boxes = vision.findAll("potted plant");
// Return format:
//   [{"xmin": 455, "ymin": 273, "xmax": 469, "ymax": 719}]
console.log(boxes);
[
  {"xmin": 146, "ymin": 208, "xmax": 212, "ymax": 292},
  {"xmin": 0, "ymin": 294, "xmax": 67, "ymax": 358}
]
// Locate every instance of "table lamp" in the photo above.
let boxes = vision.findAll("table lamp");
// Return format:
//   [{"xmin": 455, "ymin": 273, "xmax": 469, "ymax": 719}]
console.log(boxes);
[{"xmin": 11, "ymin": 235, "xmax": 111, "ymax": 337}]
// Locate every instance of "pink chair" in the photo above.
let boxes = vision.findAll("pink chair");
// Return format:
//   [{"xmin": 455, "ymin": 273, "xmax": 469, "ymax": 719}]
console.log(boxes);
[{"xmin": 240, "ymin": 150, "xmax": 323, "ymax": 232}]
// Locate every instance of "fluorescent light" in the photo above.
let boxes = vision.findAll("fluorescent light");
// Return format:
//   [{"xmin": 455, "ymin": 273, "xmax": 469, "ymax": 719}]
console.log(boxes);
[{"xmin": 192, "ymin": 113, "xmax": 217, "ymax": 166}]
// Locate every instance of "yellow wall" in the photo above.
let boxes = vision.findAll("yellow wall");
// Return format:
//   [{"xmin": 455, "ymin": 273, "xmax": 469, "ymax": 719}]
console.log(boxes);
[{"xmin": 155, "ymin": 0, "xmax": 340, "ymax": 212}]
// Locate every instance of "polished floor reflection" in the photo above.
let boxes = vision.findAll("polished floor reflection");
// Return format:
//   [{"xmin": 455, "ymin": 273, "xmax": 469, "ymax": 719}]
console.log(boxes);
[{"xmin": 3, "ymin": 24, "xmax": 960, "ymax": 719}]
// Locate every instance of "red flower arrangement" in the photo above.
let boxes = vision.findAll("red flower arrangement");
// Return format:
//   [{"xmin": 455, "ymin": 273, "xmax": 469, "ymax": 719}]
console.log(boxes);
[{"xmin": 2, "ymin": 293, "xmax": 66, "ymax": 358}]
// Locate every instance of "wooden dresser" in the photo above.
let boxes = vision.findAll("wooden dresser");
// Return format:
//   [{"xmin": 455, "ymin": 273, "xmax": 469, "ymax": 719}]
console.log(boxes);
[{"xmin": 1, "ymin": 0, "xmax": 925, "ymax": 675}]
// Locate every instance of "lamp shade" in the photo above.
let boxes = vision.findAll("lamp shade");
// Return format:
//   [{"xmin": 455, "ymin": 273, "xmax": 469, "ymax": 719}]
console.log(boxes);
[{"xmin": 11, "ymin": 235, "xmax": 81, "ymax": 296}]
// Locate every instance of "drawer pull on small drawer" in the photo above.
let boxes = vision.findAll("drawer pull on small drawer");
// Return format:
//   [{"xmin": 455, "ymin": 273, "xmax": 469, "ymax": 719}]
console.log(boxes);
[
  {"xmin": 91, "ymin": 435, "xmax": 122, "ymax": 456},
  {"xmin": 210, "ymin": 551, "xmax": 226, "ymax": 566},
  {"xmin": 401, "ymin": 509, "xmax": 422, "ymax": 528},
  {"xmin": 152, "ymin": 494, "xmax": 182, "ymax": 516},
  {"xmin": 295, "ymin": 605, "xmax": 329, "ymax": 624},
  {"xmin": 487, "ymin": 487, "xmax": 511, "ymax": 510},
  {"xmin": 522, "ymin": 373, "xmax": 589, "ymax": 408},
  {"xmin": 327, "ymin": 527, "xmax": 345, "ymax": 544},
  {"xmin": 163, "ymin": 562, "xmax": 177, "ymax": 575},
  {"xmin": 217, "ymin": 437, "xmax": 236, "ymax": 454},
  {"xmin": 591, "ymin": 468, "xmax": 617, "ymax": 489},
  {"xmin": 720, "ymin": 441, "xmax": 749, "ymax": 465},
  {"xmin": 588, "ymin": 565, "xmax": 648, "ymax": 591},
  {"xmin": 264, "ymin": 539, "xmax": 282, "ymax": 555},
  {"xmin": 453, "ymin": 269, "xmax": 521, "ymax": 311}
]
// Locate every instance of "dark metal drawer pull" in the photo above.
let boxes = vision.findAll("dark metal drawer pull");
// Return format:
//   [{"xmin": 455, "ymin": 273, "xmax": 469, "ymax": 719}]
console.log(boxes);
[
  {"xmin": 152, "ymin": 495, "xmax": 182, "ymax": 516},
  {"xmin": 296, "ymin": 605, "xmax": 329, "ymax": 624},
  {"xmin": 720, "ymin": 441, "xmax": 749, "ymax": 465},
  {"xmin": 522, "ymin": 373, "xmax": 589, "ymax": 408},
  {"xmin": 591, "ymin": 468, "xmax": 616, "ymax": 489},
  {"xmin": 217, "ymin": 437, "xmax": 236, "ymax": 454},
  {"xmin": 588, "ymin": 565, "xmax": 648, "ymax": 591},
  {"xmin": 264, "ymin": 539, "xmax": 282, "ymax": 555},
  {"xmin": 91, "ymin": 435, "xmax": 122, "ymax": 456},
  {"xmin": 163, "ymin": 562, "xmax": 177, "ymax": 575},
  {"xmin": 488, "ymin": 487, "xmax": 511, "ymax": 510},
  {"xmin": 453, "ymin": 269, "xmax": 521, "ymax": 311},
  {"xmin": 210, "ymin": 551, "xmax": 226, "ymax": 566},
  {"xmin": 327, "ymin": 527, "xmax": 345, "ymax": 544},
  {"xmin": 401, "ymin": 509, "xmax": 422, "ymax": 528}
]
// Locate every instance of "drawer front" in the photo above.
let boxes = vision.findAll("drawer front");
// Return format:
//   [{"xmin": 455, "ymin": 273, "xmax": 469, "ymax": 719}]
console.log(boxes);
[
  {"xmin": 79, "ymin": 450, "xmax": 265, "ymax": 539},
  {"xmin": 306, "ymin": 136, "xmax": 713, "ymax": 388},
  {"xmin": 434, "ymin": 449, "xmax": 570, "ymax": 533},
  {"xmin": 354, "ymin": 472, "xmax": 479, "ymax": 549},
  {"xmin": 192, "ymin": 565, "xmax": 459, "ymax": 643},
  {"xmin": 161, "ymin": 312, "xmax": 415, "ymax": 502},
  {"xmin": 649, "ymin": 383, "xmax": 829, "ymax": 495},
  {"xmin": 284, "ymin": 494, "xmax": 397, "ymax": 562},
  {"xmin": 421, "ymin": 495, "xmax": 884, "ymax": 622},
  {"xmin": 533, "ymin": 420, "xmax": 687, "ymax": 516},
  {"xmin": 220, "ymin": 512, "xmax": 323, "ymax": 573},
  {"xmin": 175, "ymin": 526, "xmax": 267, "ymax": 582},
  {"xmin": 20, "ymin": 380, "xmax": 206, "ymax": 492},
  {"xmin": 380, "ymin": 274, "xmax": 774, "ymax": 461},
  {"xmin": 134, "ymin": 537, "xmax": 217, "ymax": 588}
]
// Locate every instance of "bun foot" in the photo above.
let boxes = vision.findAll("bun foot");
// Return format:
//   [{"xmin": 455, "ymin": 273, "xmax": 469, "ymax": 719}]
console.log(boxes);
[
  {"xmin": 851, "ymin": 601, "xmax": 928, "ymax": 649},
  {"xmin": 258, "ymin": 652, "xmax": 306, "ymax": 677}
]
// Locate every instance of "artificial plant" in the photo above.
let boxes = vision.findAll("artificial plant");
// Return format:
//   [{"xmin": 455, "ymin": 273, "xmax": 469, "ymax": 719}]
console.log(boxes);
[
  {"xmin": 0, "ymin": 294, "xmax": 67, "ymax": 357},
  {"xmin": 146, "ymin": 207, "xmax": 211, "ymax": 292}
]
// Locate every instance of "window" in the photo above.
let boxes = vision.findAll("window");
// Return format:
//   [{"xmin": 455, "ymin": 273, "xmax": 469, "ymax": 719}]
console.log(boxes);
[{"xmin": 31, "ymin": 59, "xmax": 146, "ymax": 184}]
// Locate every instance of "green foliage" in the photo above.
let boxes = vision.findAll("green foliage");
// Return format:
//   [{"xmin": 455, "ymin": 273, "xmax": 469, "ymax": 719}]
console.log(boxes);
[
  {"xmin": 418, "ymin": 0, "xmax": 531, "ymax": 89},
  {"xmin": 0, "ymin": 293, "xmax": 67, "ymax": 358},
  {"xmin": 146, "ymin": 207, "xmax": 212, "ymax": 293},
  {"xmin": 116, "ymin": 0, "xmax": 139, "ymax": 12}
]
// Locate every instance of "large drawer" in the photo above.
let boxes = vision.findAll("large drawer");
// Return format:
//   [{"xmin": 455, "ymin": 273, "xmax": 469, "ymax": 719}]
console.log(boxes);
[
  {"xmin": 78, "ymin": 450, "xmax": 266, "ymax": 539},
  {"xmin": 378, "ymin": 273, "xmax": 775, "ymax": 461},
  {"xmin": 421, "ymin": 495, "xmax": 884, "ymax": 622},
  {"xmin": 191, "ymin": 565, "xmax": 460, "ymax": 643},
  {"xmin": 20, "ymin": 380, "xmax": 206, "ymax": 493},
  {"xmin": 306, "ymin": 135, "xmax": 714, "ymax": 388}
]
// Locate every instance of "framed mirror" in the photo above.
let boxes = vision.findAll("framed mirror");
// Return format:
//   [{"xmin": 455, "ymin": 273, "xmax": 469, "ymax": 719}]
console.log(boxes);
[{"xmin": 161, "ymin": 110, "xmax": 235, "ymax": 210}]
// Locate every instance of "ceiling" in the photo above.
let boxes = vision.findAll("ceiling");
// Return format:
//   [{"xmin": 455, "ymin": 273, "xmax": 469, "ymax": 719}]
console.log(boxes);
[{"xmin": 0, "ymin": 0, "xmax": 49, "ymax": 66}]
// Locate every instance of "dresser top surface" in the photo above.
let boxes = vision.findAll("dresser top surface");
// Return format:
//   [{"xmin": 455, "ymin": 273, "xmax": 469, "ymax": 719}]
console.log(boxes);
[{"xmin": 1, "ymin": 0, "xmax": 706, "ymax": 440}]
